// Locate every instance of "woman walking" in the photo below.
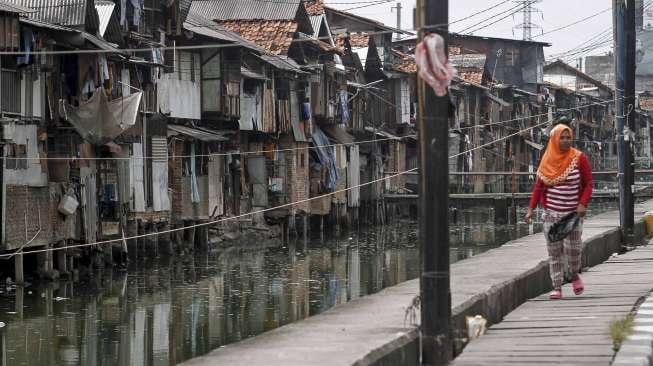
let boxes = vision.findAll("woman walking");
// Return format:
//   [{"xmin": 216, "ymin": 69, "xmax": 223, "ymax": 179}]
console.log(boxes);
[{"xmin": 525, "ymin": 123, "xmax": 593, "ymax": 300}]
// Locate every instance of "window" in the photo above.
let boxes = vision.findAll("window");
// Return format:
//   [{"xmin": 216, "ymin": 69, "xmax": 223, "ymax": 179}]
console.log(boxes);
[
  {"xmin": 6, "ymin": 143, "xmax": 27, "ymax": 170},
  {"xmin": 300, "ymin": 152, "xmax": 305, "ymax": 168},
  {"xmin": 177, "ymin": 51, "xmax": 195, "ymax": 81},
  {"xmin": 504, "ymin": 48, "xmax": 520, "ymax": 67}
]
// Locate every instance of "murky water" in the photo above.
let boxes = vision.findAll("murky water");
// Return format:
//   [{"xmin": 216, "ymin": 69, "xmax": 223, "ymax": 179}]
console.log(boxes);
[{"xmin": 0, "ymin": 201, "xmax": 619, "ymax": 365}]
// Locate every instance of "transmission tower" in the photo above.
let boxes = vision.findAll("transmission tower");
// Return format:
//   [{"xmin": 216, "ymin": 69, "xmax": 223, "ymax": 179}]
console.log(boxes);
[{"xmin": 514, "ymin": 0, "xmax": 542, "ymax": 41}]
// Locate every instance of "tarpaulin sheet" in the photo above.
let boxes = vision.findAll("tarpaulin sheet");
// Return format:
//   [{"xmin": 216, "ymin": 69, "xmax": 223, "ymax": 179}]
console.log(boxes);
[
  {"xmin": 311, "ymin": 126, "xmax": 339, "ymax": 192},
  {"xmin": 61, "ymin": 87, "xmax": 142, "ymax": 145}
]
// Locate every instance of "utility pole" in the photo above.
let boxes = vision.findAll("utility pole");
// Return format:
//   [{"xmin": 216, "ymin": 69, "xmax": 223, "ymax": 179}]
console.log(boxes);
[
  {"xmin": 391, "ymin": 2, "xmax": 402, "ymax": 40},
  {"xmin": 614, "ymin": 0, "xmax": 636, "ymax": 245},
  {"xmin": 416, "ymin": 0, "xmax": 451, "ymax": 364}
]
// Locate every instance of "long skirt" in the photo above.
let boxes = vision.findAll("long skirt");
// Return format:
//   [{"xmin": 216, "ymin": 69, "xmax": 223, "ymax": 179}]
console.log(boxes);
[{"xmin": 543, "ymin": 209, "xmax": 583, "ymax": 289}]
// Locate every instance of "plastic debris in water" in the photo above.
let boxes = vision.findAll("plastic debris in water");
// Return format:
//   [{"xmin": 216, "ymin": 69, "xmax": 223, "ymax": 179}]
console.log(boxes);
[{"xmin": 466, "ymin": 315, "xmax": 487, "ymax": 340}]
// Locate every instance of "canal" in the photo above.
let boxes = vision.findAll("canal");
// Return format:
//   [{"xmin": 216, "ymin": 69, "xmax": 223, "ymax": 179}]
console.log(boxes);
[{"xmin": 0, "ymin": 202, "xmax": 618, "ymax": 365}]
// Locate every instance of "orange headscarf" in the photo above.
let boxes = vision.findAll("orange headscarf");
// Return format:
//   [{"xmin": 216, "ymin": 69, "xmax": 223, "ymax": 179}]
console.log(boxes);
[{"xmin": 537, "ymin": 124, "xmax": 581, "ymax": 186}]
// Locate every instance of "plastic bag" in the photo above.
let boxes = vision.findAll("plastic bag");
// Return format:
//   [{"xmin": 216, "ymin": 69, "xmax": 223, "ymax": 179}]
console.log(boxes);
[{"xmin": 546, "ymin": 212, "xmax": 580, "ymax": 242}]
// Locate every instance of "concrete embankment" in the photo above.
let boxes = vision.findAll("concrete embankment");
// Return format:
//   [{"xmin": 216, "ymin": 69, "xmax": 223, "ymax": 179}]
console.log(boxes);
[{"xmin": 181, "ymin": 200, "xmax": 653, "ymax": 366}]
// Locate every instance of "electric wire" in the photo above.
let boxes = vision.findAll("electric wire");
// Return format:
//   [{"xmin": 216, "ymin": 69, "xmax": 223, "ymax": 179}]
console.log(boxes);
[{"xmin": 0, "ymin": 99, "xmax": 622, "ymax": 258}]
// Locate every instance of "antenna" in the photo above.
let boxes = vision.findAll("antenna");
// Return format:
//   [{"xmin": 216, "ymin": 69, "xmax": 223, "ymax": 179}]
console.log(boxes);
[{"xmin": 514, "ymin": 0, "xmax": 542, "ymax": 41}]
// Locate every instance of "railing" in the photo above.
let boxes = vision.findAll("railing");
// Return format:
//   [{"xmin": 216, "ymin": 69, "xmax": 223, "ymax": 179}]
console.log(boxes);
[{"xmin": 390, "ymin": 170, "xmax": 653, "ymax": 195}]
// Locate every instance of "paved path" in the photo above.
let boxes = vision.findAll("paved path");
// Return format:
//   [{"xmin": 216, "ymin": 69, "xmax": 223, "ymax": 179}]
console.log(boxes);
[
  {"xmin": 181, "ymin": 201, "xmax": 653, "ymax": 366},
  {"xmin": 453, "ymin": 245, "xmax": 653, "ymax": 366}
]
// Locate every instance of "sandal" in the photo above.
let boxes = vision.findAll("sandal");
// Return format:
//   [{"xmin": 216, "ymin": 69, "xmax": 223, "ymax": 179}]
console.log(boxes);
[
  {"xmin": 549, "ymin": 289, "xmax": 562, "ymax": 300},
  {"xmin": 572, "ymin": 275, "xmax": 584, "ymax": 295}
]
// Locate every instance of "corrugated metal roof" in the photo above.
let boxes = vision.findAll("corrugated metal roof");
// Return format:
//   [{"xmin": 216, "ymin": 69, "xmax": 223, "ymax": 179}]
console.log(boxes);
[
  {"xmin": 168, "ymin": 125, "xmax": 230, "ymax": 142},
  {"xmin": 6, "ymin": 0, "xmax": 87, "ymax": 26},
  {"xmin": 190, "ymin": 0, "xmax": 301, "ymax": 21},
  {"xmin": 258, "ymin": 54, "xmax": 306, "ymax": 73},
  {"xmin": 241, "ymin": 66, "xmax": 267, "ymax": 80},
  {"xmin": 94, "ymin": 0, "xmax": 113, "ymax": 37},
  {"xmin": 0, "ymin": 1, "xmax": 35, "ymax": 13},
  {"xmin": 20, "ymin": 17, "xmax": 77, "ymax": 32},
  {"xmin": 450, "ymin": 54, "xmax": 487, "ymax": 69},
  {"xmin": 81, "ymin": 31, "xmax": 122, "ymax": 52},
  {"xmin": 364, "ymin": 127, "xmax": 401, "ymax": 140},
  {"xmin": 310, "ymin": 15, "xmax": 322, "ymax": 36},
  {"xmin": 322, "ymin": 125, "xmax": 354, "ymax": 144}
]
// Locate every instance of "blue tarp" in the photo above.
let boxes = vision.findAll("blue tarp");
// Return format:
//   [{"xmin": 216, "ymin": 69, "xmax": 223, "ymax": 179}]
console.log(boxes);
[{"xmin": 311, "ymin": 126, "xmax": 339, "ymax": 192}]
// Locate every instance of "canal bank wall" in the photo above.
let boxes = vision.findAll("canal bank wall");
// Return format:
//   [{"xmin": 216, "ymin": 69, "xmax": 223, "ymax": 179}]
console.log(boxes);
[{"xmin": 180, "ymin": 200, "xmax": 653, "ymax": 366}]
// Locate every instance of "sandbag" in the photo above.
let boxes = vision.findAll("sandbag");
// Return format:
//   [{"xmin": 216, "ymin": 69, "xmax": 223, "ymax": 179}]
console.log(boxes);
[{"xmin": 547, "ymin": 212, "xmax": 580, "ymax": 242}]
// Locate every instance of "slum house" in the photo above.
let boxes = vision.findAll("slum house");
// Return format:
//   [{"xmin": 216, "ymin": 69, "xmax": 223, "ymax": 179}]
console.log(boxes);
[
  {"xmin": 0, "ymin": 0, "xmax": 156, "ymax": 281},
  {"xmin": 544, "ymin": 59, "xmax": 613, "ymax": 99},
  {"xmin": 301, "ymin": 0, "xmax": 358, "ymax": 229},
  {"xmin": 636, "ymin": 92, "xmax": 653, "ymax": 169},
  {"xmin": 160, "ymin": 8, "xmax": 271, "ymax": 249},
  {"xmin": 543, "ymin": 79, "xmax": 616, "ymax": 171},
  {"xmin": 190, "ymin": 0, "xmax": 345, "ymax": 236},
  {"xmin": 394, "ymin": 33, "xmax": 549, "ymax": 93},
  {"xmin": 544, "ymin": 60, "xmax": 617, "ymax": 169},
  {"xmin": 17, "ymin": 0, "xmax": 168, "ymax": 264},
  {"xmin": 327, "ymin": 6, "xmax": 414, "ymax": 224},
  {"xmin": 394, "ymin": 34, "xmax": 552, "ymax": 195},
  {"xmin": 0, "ymin": 3, "xmax": 62, "ymax": 280}
]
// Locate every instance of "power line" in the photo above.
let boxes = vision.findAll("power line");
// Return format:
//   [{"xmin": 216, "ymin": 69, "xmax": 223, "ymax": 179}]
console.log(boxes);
[
  {"xmin": 8, "ymin": 136, "xmax": 414, "ymax": 161},
  {"xmin": 0, "ymin": 99, "xmax": 621, "ymax": 258},
  {"xmin": 0, "ymin": 167, "xmax": 417, "ymax": 259},
  {"xmin": 547, "ymin": 26, "xmax": 612, "ymax": 59},
  {"xmin": 341, "ymin": 0, "xmax": 396, "ymax": 11},
  {"xmin": 455, "ymin": 98, "xmax": 617, "ymax": 131},
  {"xmin": 462, "ymin": 0, "xmax": 538, "ymax": 35},
  {"xmin": 449, "ymin": 0, "xmax": 514, "ymax": 26},
  {"xmin": 8, "ymin": 98, "xmax": 620, "ymax": 162},
  {"xmin": 534, "ymin": 7, "xmax": 611, "ymax": 39},
  {"xmin": 457, "ymin": 1, "xmax": 527, "ymax": 34},
  {"xmin": 9, "ymin": 99, "xmax": 617, "ymax": 162},
  {"xmin": 548, "ymin": 0, "xmax": 653, "ymax": 60}
]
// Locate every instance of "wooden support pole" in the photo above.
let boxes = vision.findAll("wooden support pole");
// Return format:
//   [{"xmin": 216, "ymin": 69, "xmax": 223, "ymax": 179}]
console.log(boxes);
[{"xmin": 14, "ymin": 254, "xmax": 24, "ymax": 286}]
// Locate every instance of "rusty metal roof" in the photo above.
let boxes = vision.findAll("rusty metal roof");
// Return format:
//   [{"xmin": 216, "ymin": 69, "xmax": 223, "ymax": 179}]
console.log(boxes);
[
  {"xmin": 6, "ymin": 0, "xmax": 87, "ymax": 26},
  {"xmin": 0, "ymin": 1, "xmax": 35, "ymax": 14},
  {"xmin": 190, "ymin": 0, "xmax": 302, "ymax": 21},
  {"xmin": 168, "ymin": 125, "xmax": 230, "ymax": 142}
]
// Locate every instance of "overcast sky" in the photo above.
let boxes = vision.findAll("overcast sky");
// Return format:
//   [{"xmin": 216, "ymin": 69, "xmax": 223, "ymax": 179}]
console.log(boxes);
[{"xmin": 325, "ymin": 0, "xmax": 614, "ymax": 60}]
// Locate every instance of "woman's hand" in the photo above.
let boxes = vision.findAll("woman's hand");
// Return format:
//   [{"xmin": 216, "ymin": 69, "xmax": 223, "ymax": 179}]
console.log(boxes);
[
  {"xmin": 525, "ymin": 208, "xmax": 533, "ymax": 224},
  {"xmin": 577, "ymin": 204, "xmax": 587, "ymax": 218}
]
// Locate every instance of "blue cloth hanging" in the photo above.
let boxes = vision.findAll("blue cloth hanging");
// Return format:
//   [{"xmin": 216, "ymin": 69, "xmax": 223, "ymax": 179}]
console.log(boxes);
[{"xmin": 17, "ymin": 28, "xmax": 34, "ymax": 66}]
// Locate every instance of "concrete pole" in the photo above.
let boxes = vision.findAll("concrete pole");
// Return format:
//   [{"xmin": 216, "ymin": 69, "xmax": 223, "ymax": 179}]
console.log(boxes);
[
  {"xmin": 614, "ymin": 0, "xmax": 636, "ymax": 245},
  {"xmin": 417, "ymin": 0, "xmax": 452, "ymax": 364}
]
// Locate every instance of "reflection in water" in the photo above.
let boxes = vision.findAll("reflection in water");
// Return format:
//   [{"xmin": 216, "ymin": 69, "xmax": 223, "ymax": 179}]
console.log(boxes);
[{"xmin": 0, "ymin": 201, "xmax": 619, "ymax": 365}]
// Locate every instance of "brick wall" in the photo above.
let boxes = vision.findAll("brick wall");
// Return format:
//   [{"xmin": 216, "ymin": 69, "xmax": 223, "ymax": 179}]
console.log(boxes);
[
  {"xmin": 280, "ymin": 138, "xmax": 309, "ymax": 213},
  {"xmin": 170, "ymin": 140, "xmax": 184, "ymax": 222},
  {"xmin": 387, "ymin": 141, "xmax": 406, "ymax": 192},
  {"xmin": 4, "ymin": 185, "xmax": 51, "ymax": 250},
  {"xmin": 290, "ymin": 142, "xmax": 310, "ymax": 213}
]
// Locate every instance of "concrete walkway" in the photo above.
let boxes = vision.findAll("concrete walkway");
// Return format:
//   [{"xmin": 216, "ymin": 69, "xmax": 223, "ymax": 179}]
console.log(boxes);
[
  {"xmin": 181, "ymin": 201, "xmax": 653, "ymax": 366},
  {"xmin": 453, "ymin": 245, "xmax": 653, "ymax": 366}
]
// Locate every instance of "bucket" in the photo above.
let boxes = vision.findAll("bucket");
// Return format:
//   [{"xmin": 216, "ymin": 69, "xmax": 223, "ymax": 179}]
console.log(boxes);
[
  {"xmin": 644, "ymin": 211, "xmax": 653, "ymax": 236},
  {"xmin": 58, "ymin": 193, "xmax": 79, "ymax": 216}
]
